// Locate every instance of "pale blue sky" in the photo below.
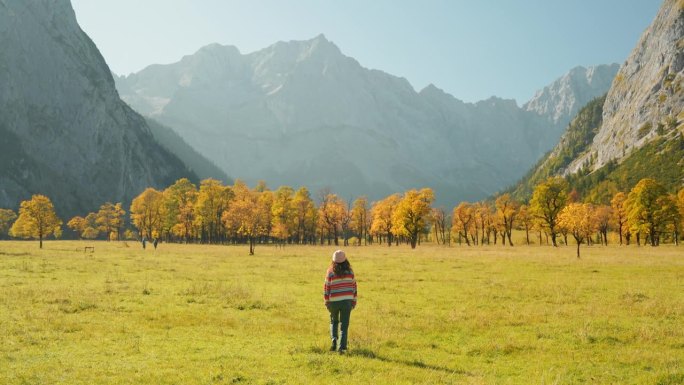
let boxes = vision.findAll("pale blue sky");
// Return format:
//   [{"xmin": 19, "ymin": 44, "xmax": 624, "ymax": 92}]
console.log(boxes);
[{"xmin": 71, "ymin": 0, "xmax": 661, "ymax": 104}]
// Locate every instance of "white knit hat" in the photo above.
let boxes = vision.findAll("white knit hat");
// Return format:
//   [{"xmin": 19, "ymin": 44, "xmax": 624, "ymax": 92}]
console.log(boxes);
[{"xmin": 332, "ymin": 250, "xmax": 346, "ymax": 263}]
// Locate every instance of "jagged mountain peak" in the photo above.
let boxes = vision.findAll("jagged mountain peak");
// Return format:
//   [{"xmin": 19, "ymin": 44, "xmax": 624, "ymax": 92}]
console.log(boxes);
[
  {"xmin": 524, "ymin": 63, "xmax": 619, "ymax": 127},
  {"xmin": 117, "ymin": 36, "xmax": 606, "ymax": 204},
  {"xmin": 193, "ymin": 43, "xmax": 242, "ymax": 58}
]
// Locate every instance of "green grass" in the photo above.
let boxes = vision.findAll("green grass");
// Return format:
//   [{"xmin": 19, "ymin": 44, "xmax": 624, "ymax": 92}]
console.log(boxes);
[{"xmin": 1, "ymin": 240, "xmax": 683, "ymax": 384}]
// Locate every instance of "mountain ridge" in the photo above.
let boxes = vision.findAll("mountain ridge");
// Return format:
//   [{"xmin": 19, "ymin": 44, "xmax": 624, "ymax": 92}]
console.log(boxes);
[{"xmin": 116, "ymin": 36, "xmax": 617, "ymax": 205}]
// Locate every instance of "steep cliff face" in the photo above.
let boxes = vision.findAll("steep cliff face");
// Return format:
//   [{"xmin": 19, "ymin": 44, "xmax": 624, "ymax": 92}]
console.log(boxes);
[
  {"xmin": 523, "ymin": 64, "xmax": 619, "ymax": 127},
  {"xmin": 0, "ymin": 0, "xmax": 194, "ymax": 216},
  {"xmin": 569, "ymin": 0, "xmax": 684, "ymax": 173},
  {"xmin": 511, "ymin": 0, "xmax": 684, "ymax": 200}
]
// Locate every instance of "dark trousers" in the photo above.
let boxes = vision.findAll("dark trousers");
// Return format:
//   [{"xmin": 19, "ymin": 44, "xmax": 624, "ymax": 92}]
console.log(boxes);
[{"xmin": 328, "ymin": 300, "xmax": 353, "ymax": 350}]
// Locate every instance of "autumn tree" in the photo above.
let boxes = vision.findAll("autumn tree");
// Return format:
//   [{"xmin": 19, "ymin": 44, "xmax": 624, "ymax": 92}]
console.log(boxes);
[
  {"xmin": 370, "ymin": 194, "xmax": 401, "ymax": 246},
  {"xmin": 558, "ymin": 203, "xmax": 596, "ymax": 258},
  {"xmin": 625, "ymin": 178, "xmax": 670, "ymax": 246},
  {"xmin": 658, "ymin": 194, "xmax": 681, "ymax": 245},
  {"xmin": 292, "ymin": 187, "xmax": 317, "ymax": 244},
  {"xmin": 258, "ymin": 189, "xmax": 274, "ymax": 242},
  {"xmin": 611, "ymin": 192, "xmax": 628, "ymax": 245},
  {"xmin": 0, "ymin": 208, "xmax": 17, "ymax": 239},
  {"xmin": 318, "ymin": 192, "xmax": 346, "ymax": 245},
  {"xmin": 222, "ymin": 181, "xmax": 269, "ymax": 255},
  {"xmin": 517, "ymin": 205, "xmax": 533, "ymax": 245},
  {"xmin": 474, "ymin": 202, "xmax": 493, "ymax": 245},
  {"xmin": 392, "ymin": 188, "xmax": 434, "ymax": 249},
  {"xmin": 10, "ymin": 195, "xmax": 62, "ymax": 248},
  {"xmin": 452, "ymin": 202, "xmax": 474, "ymax": 246},
  {"xmin": 164, "ymin": 178, "xmax": 198, "ymax": 243},
  {"xmin": 130, "ymin": 188, "xmax": 164, "ymax": 240},
  {"xmin": 271, "ymin": 186, "xmax": 296, "ymax": 244},
  {"xmin": 96, "ymin": 202, "xmax": 125, "ymax": 240},
  {"xmin": 530, "ymin": 177, "xmax": 569, "ymax": 246},
  {"xmin": 495, "ymin": 194, "xmax": 519, "ymax": 246},
  {"xmin": 67, "ymin": 213, "xmax": 99, "ymax": 239},
  {"xmin": 594, "ymin": 205, "xmax": 612, "ymax": 246},
  {"xmin": 431, "ymin": 207, "xmax": 449, "ymax": 245},
  {"xmin": 351, "ymin": 196, "xmax": 370, "ymax": 245},
  {"xmin": 194, "ymin": 179, "xmax": 232, "ymax": 243}
]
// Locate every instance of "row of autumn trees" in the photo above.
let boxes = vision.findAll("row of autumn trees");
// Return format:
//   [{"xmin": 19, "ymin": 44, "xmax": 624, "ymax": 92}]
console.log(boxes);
[
  {"xmin": 449, "ymin": 177, "xmax": 683, "ymax": 257},
  {"xmin": 0, "ymin": 178, "xmax": 436, "ymax": 253},
  {"xmin": 1, "ymin": 176, "xmax": 683, "ymax": 255}
]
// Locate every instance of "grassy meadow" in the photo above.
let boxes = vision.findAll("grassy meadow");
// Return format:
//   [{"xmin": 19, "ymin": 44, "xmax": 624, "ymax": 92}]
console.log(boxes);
[{"xmin": 0, "ymin": 239, "xmax": 683, "ymax": 384}]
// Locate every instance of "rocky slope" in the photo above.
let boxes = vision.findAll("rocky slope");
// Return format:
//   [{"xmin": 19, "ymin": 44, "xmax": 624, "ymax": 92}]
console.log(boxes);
[
  {"xmin": 511, "ymin": 0, "xmax": 684, "ymax": 199},
  {"xmin": 0, "ymin": 0, "xmax": 195, "ymax": 216},
  {"xmin": 523, "ymin": 64, "xmax": 619, "ymax": 127},
  {"xmin": 116, "ymin": 35, "xmax": 615, "ymax": 205},
  {"xmin": 568, "ymin": 0, "xmax": 684, "ymax": 174}
]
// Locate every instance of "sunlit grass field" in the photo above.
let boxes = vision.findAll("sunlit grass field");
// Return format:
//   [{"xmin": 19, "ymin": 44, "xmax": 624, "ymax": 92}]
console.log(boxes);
[{"xmin": 1, "ymin": 239, "xmax": 683, "ymax": 384}]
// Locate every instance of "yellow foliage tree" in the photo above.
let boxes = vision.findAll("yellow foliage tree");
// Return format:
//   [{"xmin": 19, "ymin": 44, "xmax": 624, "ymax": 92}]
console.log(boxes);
[
  {"xmin": 392, "ymin": 188, "xmax": 434, "ymax": 249},
  {"xmin": 0, "ymin": 208, "xmax": 17, "ymax": 239},
  {"xmin": 318, "ymin": 192, "xmax": 346, "ymax": 246},
  {"xmin": 164, "ymin": 178, "xmax": 198, "ymax": 243},
  {"xmin": 557, "ymin": 202, "xmax": 596, "ymax": 258},
  {"xmin": 351, "ymin": 196, "xmax": 370, "ymax": 245},
  {"xmin": 10, "ymin": 194, "xmax": 62, "ymax": 248},
  {"xmin": 517, "ymin": 205, "xmax": 533, "ymax": 245},
  {"xmin": 292, "ymin": 187, "xmax": 317, "ymax": 244},
  {"xmin": 194, "ymin": 179, "xmax": 232, "ymax": 243},
  {"xmin": 130, "ymin": 188, "xmax": 164, "ymax": 240},
  {"xmin": 625, "ymin": 178, "xmax": 670, "ymax": 246},
  {"xmin": 96, "ymin": 202, "xmax": 125, "ymax": 241},
  {"xmin": 495, "ymin": 193, "xmax": 519, "ymax": 246},
  {"xmin": 530, "ymin": 177, "xmax": 568, "ymax": 246},
  {"xmin": 370, "ymin": 193, "xmax": 401, "ymax": 246},
  {"xmin": 610, "ymin": 192, "xmax": 628, "ymax": 245},
  {"xmin": 222, "ymin": 181, "xmax": 270, "ymax": 255},
  {"xmin": 271, "ymin": 186, "xmax": 296, "ymax": 244},
  {"xmin": 594, "ymin": 205, "xmax": 613, "ymax": 246},
  {"xmin": 452, "ymin": 202, "xmax": 474, "ymax": 246}
]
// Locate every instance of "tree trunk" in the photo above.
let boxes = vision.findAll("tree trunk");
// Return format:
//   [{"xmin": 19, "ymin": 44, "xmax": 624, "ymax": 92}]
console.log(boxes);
[
  {"xmin": 619, "ymin": 227, "xmax": 623, "ymax": 245},
  {"xmin": 576, "ymin": 241, "xmax": 580, "ymax": 259}
]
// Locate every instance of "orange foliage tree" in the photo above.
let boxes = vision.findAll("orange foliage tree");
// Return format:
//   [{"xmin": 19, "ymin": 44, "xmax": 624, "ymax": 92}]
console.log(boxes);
[{"xmin": 10, "ymin": 194, "xmax": 62, "ymax": 248}]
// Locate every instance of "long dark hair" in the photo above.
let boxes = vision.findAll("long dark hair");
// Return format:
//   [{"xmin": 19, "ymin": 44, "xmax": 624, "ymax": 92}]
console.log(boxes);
[{"xmin": 330, "ymin": 260, "xmax": 352, "ymax": 276}]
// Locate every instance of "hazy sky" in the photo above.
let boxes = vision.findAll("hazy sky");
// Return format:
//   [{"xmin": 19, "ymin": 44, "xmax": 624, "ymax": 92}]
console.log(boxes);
[{"xmin": 71, "ymin": 0, "xmax": 660, "ymax": 104}]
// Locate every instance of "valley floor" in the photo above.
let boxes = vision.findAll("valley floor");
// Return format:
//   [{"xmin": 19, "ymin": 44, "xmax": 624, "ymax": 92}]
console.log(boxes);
[{"xmin": 0, "ymin": 241, "xmax": 682, "ymax": 384}]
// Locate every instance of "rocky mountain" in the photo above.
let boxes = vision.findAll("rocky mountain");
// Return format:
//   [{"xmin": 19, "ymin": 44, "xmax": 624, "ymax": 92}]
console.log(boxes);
[
  {"xmin": 0, "ymin": 0, "xmax": 196, "ymax": 217},
  {"xmin": 523, "ymin": 64, "xmax": 619, "ymax": 127},
  {"xmin": 568, "ymin": 0, "xmax": 684, "ymax": 175},
  {"xmin": 511, "ymin": 0, "xmax": 684, "ymax": 200},
  {"xmin": 115, "ymin": 35, "xmax": 615, "ymax": 205}
]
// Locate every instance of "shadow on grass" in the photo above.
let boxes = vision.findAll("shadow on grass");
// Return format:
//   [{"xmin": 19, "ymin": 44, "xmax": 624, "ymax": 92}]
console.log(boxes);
[
  {"xmin": 0, "ymin": 251, "xmax": 30, "ymax": 256},
  {"xmin": 345, "ymin": 347, "xmax": 470, "ymax": 375}
]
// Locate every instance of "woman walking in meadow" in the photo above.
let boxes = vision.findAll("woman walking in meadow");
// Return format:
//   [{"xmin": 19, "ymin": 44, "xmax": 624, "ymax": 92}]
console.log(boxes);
[{"xmin": 323, "ymin": 250, "xmax": 357, "ymax": 353}]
